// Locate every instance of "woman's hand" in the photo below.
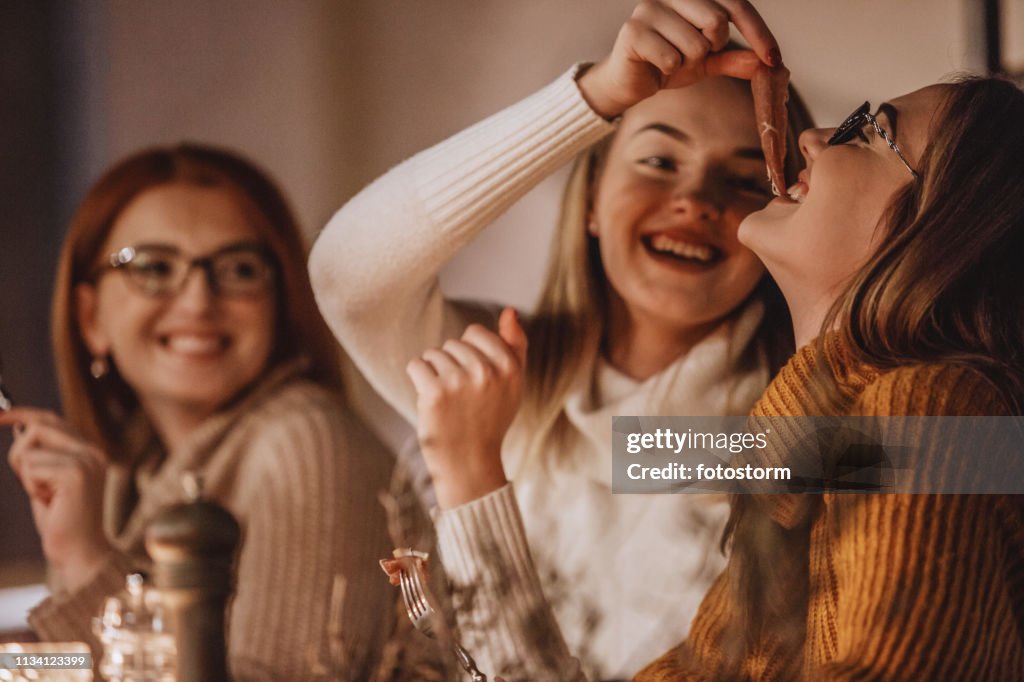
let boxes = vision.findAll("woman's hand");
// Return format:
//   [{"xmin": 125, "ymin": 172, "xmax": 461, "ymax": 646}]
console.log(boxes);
[
  {"xmin": 2, "ymin": 408, "xmax": 111, "ymax": 593},
  {"xmin": 578, "ymin": 0, "xmax": 781, "ymax": 119},
  {"xmin": 406, "ymin": 308, "xmax": 528, "ymax": 509}
]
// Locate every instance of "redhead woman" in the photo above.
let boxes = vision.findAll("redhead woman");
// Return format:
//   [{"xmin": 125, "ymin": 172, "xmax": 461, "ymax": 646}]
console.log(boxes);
[
  {"xmin": 0, "ymin": 145, "xmax": 394, "ymax": 680},
  {"xmin": 408, "ymin": 6, "xmax": 1024, "ymax": 681},
  {"xmin": 310, "ymin": 1, "xmax": 810, "ymax": 678}
]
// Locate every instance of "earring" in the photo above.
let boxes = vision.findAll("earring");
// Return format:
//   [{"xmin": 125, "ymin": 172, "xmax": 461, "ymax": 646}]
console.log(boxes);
[
  {"xmin": 90, "ymin": 355, "xmax": 110, "ymax": 379},
  {"xmin": 587, "ymin": 219, "xmax": 599, "ymax": 236}
]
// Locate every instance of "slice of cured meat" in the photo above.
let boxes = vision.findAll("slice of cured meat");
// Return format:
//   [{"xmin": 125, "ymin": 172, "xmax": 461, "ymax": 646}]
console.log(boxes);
[
  {"xmin": 379, "ymin": 548, "xmax": 429, "ymax": 586},
  {"xmin": 751, "ymin": 63, "xmax": 790, "ymax": 197}
]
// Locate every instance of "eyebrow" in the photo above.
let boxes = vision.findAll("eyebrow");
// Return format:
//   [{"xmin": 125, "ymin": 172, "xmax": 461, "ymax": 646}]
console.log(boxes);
[
  {"xmin": 876, "ymin": 102, "xmax": 899, "ymax": 139},
  {"xmin": 632, "ymin": 122, "xmax": 764, "ymax": 160},
  {"xmin": 124, "ymin": 240, "xmax": 264, "ymax": 256},
  {"xmin": 634, "ymin": 122, "xmax": 690, "ymax": 142}
]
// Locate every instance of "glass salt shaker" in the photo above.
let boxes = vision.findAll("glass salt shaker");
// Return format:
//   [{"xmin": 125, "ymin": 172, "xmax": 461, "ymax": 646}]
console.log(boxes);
[{"xmin": 92, "ymin": 573, "xmax": 176, "ymax": 682}]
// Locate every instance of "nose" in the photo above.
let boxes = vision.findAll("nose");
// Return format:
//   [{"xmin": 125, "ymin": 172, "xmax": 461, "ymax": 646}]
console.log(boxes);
[
  {"xmin": 670, "ymin": 182, "xmax": 722, "ymax": 223},
  {"xmin": 799, "ymin": 127, "xmax": 832, "ymax": 168},
  {"xmin": 174, "ymin": 265, "xmax": 218, "ymax": 313}
]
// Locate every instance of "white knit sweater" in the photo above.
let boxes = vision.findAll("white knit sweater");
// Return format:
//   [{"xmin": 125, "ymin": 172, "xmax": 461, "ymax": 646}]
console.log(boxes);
[{"xmin": 310, "ymin": 68, "xmax": 770, "ymax": 680}]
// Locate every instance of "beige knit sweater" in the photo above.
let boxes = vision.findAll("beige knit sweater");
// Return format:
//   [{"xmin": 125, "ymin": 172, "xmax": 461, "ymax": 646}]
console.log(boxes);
[{"xmin": 28, "ymin": 362, "xmax": 395, "ymax": 680}]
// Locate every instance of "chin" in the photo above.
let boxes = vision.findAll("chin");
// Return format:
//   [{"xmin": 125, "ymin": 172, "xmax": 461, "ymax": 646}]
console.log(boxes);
[
  {"xmin": 161, "ymin": 377, "xmax": 252, "ymax": 411},
  {"xmin": 738, "ymin": 201, "xmax": 794, "ymax": 254}
]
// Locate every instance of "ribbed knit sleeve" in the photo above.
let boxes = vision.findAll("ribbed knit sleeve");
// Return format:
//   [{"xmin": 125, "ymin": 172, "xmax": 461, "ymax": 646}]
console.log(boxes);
[
  {"xmin": 309, "ymin": 67, "xmax": 614, "ymax": 424},
  {"xmin": 27, "ymin": 550, "xmax": 139, "ymax": 655},
  {"xmin": 227, "ymin": 385, "xmax": 394, "ymax": 680},
  {"xmin": 434, "ymin": 484, "xmax": 585, "ymax": 681}
]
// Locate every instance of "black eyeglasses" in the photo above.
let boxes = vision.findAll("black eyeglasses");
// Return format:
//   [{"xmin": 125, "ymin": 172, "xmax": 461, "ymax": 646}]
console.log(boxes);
[
  {"xmin": 827, "ymin": 101, "xmax": 919, "ymax": 179},
  {"xmin": 98, "ymin": 242, "xmax": 276, "ymax": 297}
]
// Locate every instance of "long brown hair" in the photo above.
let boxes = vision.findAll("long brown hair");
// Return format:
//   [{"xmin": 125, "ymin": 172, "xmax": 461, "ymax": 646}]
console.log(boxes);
[
  {"xmin": 52, "ymin": 143, "xmax": 343, "ymax": 461},
  {"xmin": 516, "ymin": 77, "xmax": 814, "ymax": 469},
  {"xmin": 824, "ymin": 76, "xmax": 1024, "ymax": 410},
  {"xmin": 718, "ymin": 77, "xmax": 1024, "ymax": 678}
]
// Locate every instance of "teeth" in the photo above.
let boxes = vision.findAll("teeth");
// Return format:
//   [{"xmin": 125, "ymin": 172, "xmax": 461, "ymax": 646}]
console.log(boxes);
[
  {"xmin": 165, "ymin": 335, "xmax": 223, "ymax": 354},
  {"xmin": 649, "ymin": 234, "xmax": 715, "ymax": 262},
  {"xmin": 786, "ymin": 183, "xmax": 807, "ymax": 203}
]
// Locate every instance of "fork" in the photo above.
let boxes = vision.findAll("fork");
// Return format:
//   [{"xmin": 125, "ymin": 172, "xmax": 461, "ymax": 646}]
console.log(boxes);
[{"xmin": 396, "ymin": 556, "xmax": 487, "ymax": 681}]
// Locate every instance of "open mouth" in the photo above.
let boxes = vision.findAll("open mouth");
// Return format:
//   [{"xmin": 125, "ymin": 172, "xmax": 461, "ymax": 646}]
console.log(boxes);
[
  {"xmin": 784, "ymin": 171, "xmax": 810, "ymax": 204},
  {"xmin": 785, "ymin": 181, "xmax": 808, "ymax": 203},
  {"xmin": 642, "ymin": 233, "xmax": 721, "ymax": 266}
]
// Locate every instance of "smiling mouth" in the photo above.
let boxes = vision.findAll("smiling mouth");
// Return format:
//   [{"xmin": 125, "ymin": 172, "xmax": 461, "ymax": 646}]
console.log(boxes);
[
  {"xmin": 159, "ymin": 334, "xmax": 229, "ymax": 355},
  {"xmin": 642, "ymin": 233, "xmax": 721, "ymax": 266}
]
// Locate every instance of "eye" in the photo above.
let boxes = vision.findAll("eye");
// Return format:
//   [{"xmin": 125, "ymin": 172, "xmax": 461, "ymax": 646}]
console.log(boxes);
[
  {"xmin": 638, "ymin": 156, "xmax": 678, "ymax": 172},
  {"xmin": 217, "ymin": 252, "xmax": 270, "ymax": 283},
  {"xmin": 130, "ymin": 253, "xmax": 177, "ymax": 280}
]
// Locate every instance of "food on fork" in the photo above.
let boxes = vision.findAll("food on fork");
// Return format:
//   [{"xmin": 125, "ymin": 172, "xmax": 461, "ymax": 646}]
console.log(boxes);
[
  {"xmin": 379, "ymin": 548, "xmax": 429, "ymax": 586},
  {"xmin": 751, "ymin": 62, "xmax": 791, "ymax": 197}
]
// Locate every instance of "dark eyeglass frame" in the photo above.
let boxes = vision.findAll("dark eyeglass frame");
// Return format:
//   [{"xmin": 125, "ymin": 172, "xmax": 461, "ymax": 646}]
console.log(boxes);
[
  {"xmin": 96, "ymin": 241, "xmax": 276, "ymax": 297},
  {"xmin": 827, "ymin": 101, "xmax": 919, "ymax": 179}
]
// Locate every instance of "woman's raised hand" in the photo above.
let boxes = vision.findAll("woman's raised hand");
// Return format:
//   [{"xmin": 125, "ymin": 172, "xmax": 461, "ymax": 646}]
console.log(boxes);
[
  {"xmin": 2, "ymin": 408, "xmax": 111, "ymax": 593},
  {"xmin": 406, "ymin": 308, "xmax": 528, "ymax": 509},
  {"xmin": 578, "ymin": 0, "xmax": 781, "ymax": 119}
]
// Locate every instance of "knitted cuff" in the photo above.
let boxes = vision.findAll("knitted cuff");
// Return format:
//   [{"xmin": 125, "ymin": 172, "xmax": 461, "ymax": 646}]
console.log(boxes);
[{"xmin": 28, "ymin": 551, "xmax": 138, "ymax": 643}]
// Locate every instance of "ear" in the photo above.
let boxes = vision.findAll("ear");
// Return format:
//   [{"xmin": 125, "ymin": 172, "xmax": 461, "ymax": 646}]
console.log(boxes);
[{"xmin": 75, "ymin": 283, "xmax": 111, "ymax": 356}]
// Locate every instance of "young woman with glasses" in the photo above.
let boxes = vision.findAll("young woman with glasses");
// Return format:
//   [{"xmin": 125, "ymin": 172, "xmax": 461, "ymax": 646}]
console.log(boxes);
[
  {"xmin": 309, "ymin": 1, "xmax": 813, "ymax": 678},
  {"xmin": 0, "ymin": 144, "xmax": 394, "ymax": 679},
  {"xmin": 402, "ymin": 4, "xmax": 1024, "ymax": 681}
]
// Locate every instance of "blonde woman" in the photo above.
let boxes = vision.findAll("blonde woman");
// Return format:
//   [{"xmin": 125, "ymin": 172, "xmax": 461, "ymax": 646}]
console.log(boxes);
[
  {"xmin": 408, "ymin": 31, "xmax": 1024, "ymax": 682},
  {"xmin": 310, "ymin": 1, "xmax": 809, "ymax": 677}
]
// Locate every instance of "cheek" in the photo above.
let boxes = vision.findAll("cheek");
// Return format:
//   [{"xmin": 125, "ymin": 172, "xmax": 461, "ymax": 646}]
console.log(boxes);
[
  {"xmin": 226, "ymin": 298, "xmax": 276, "ymax": 355},
  {"xmin": 593, "ymin": 175, "xmax": 667, "ymax": 231},
  {"xmin": 95, "ymin": 291, "xmax": 159, "ymax": 349},
  {"xmin": 720, "ymin": 204, "xmax": 758, "ymax": 242},
  {"xmin": 719, "ymin": 244, "xmax": 767, "ymax": 310},
  {"xmin": 718, "ymin": 209, "xmax": 765, "ymax": 281},
  {"xmin": 729, "ymin": 243, "xmax": 766, "ymax": 281},
  {"xmin": 801, "ymin": 169, "xmax": 894, "ymax": 278}
]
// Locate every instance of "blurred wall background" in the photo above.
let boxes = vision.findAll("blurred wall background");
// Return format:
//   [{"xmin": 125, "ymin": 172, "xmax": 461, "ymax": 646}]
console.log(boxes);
[{"xmin": 0, "ymin": 0, "xmax": 1007, "ymax": 574}]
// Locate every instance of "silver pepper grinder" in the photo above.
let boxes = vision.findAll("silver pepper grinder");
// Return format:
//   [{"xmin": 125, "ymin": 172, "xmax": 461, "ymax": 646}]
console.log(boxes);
[{"xmin": 145, "ymin": 473, "xmax": 240, "ymax": 682}]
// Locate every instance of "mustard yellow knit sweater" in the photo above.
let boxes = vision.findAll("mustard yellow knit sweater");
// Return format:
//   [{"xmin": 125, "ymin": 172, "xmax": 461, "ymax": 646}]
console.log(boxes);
[{"xmin": 636, "ymin": 336, "xmax": 1024, "ymax": 680}]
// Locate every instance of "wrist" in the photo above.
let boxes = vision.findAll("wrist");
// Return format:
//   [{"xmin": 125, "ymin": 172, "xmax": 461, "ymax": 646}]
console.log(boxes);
[
  {"xmin": 49, "ymin": 543, "xmax": 111, "ymax": 594},
  {"xmin": 427, "ymin": 449, "xmax": 508, "ymax": 509},
  {"xmin": 576, "ymin": 62, "xmax": 629, "ymax": 120}
]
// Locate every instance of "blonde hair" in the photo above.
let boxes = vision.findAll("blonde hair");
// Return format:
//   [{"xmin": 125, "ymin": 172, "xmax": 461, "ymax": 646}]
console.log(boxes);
[{"xmin": 515, "ymin": 78, "xmax": 814, "ymax": 470}]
